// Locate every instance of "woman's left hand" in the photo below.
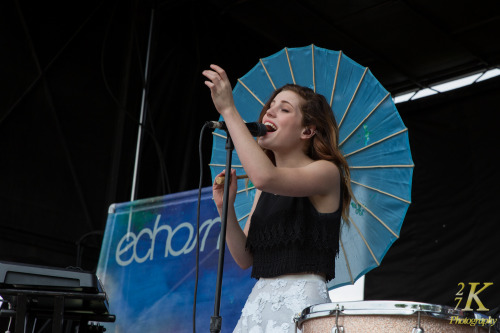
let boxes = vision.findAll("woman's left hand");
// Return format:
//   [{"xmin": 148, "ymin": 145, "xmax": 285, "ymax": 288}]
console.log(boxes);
[
  {"xmin": 212, "ymin": 169, "xmax": 238, "ymax": 211},
  {"xmin": 202, "ymin": 64, "xmax": 235, "ymax": 116}
]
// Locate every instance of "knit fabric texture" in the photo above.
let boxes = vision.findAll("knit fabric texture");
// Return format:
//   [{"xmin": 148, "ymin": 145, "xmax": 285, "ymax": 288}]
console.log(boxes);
[{"xmin": 246, "ymin": 192, "xmax": 341, "ymax": 282}]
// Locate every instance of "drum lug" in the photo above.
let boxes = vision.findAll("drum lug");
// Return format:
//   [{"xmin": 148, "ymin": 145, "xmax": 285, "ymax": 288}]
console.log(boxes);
[
  {"xmin": 412, "ymin": 305, "xmax": 424, "ymax": 333},
  {"xmin": 331, "ymin": 304, "xmax": 344, "ymax": 333}
]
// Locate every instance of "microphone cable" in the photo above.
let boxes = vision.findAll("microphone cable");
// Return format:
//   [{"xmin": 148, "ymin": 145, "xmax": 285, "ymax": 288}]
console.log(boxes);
[{"xmin": 193, "ymin": 121, "xmax": 210, "ymax": 333}]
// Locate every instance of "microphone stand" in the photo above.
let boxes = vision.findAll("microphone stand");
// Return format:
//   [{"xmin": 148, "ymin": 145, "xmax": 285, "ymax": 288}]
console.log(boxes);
[{"xmin": 210, "ymin": 132, "xmax": 234, "ymax": 333}]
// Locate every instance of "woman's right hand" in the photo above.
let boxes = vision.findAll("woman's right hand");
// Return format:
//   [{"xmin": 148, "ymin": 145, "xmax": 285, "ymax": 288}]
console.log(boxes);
[
  {"xmin": 202, "ymin": 64, "xmax": 235, "ymax": 117},
  {"xmin": 213, "ymin": 169, "xmax": 238, "ymax": 212}
]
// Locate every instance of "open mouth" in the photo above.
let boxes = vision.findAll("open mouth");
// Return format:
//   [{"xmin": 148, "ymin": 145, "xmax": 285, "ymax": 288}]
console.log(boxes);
[{"xmin": 264, "ymin": 121, "xmax": 277, "ymax": 132}]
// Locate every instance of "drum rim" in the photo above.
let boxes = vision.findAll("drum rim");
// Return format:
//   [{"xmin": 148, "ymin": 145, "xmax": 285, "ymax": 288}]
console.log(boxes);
[{"xmin": 295, "ymin": 300, "xmax": 492, "ymax": 326}]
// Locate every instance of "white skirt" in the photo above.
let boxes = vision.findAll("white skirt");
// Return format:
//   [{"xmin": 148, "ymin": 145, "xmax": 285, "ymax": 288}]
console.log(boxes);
[{"xmin": 232, "ymin": 274, "xmax": 331, "ymax": 333}]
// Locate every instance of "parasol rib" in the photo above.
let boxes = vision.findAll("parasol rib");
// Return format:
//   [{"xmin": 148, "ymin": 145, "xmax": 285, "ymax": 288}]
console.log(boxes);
[
  {"xmin": 358, "ymin": 202, "xmax": 399, "ymax": 238},
  {"xmin": 209, "ymin": 163, "xmax": 244, "ymax": 168},
  {"xmin": 350, "ymin": 164, "xmax": 414, "ymax": 169},
  {"xmin": 351, "ymin": 179, "xmax": 411, "ymax": 204},
  {"xmin": 312, "ymin": 44, "xmax": 316, "ymax": 92},
  {"xmin": 237, "ymin": 212, "xmax": 250, "ymax": 223},
  {"xmin": 237, "ymin": 186, "xmax": 255, "ymax": 194},
  {"xmin": 329, "ymin": 51, "xmax": 342, "ymax": 107},
  {"xmin": 344, "ymin": 128, "xmax": 408, "ymax": 158},
  {"xmin": 212, "ymin": 132, "xmax": 227, "ymax": 140},
  {"xmin": 339, "ymin": 237, "xmax": 354, "ymax": 284},
  {"xmin": 237, "ymin": 79, "xmax": 265, "ymax": 106},
  {"xmin": 348, "ymin": 216, "xmax": 380, "ymax": 266},
  {"xmin": 339, "ymin": 93, "xmax": 390, "ymax": 147},
  {"xmin": 285, "ymin": 47, "xmax": 296, "ymax": 84},
  {"xmin": 259, "ymin": 59, "xmax": 276, "ymax": 90},
  {"xmin": 339, "ymin": 67, "xmax": 368, "ymax": 128}
]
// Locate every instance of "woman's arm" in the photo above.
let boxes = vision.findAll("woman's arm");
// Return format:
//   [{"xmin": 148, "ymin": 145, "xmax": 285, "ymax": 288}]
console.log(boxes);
[
  {"xmin": 213, "ymin": 169, "xmax": 253, "ymax": 269},
  {"xmin": 203, "ymin": 65, "xmax": 340, "ymax": 198}
]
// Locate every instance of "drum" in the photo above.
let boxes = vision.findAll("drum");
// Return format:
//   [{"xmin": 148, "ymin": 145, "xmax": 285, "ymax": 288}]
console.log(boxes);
[{"xmin": 295, "ymin": 301, "xmax": 496, "ymax": 333}]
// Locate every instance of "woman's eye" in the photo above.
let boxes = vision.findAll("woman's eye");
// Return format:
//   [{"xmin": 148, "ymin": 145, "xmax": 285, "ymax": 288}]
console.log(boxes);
[{"xmin": 281, "ymin": 109, "xmax": 289, "ymax": 112}]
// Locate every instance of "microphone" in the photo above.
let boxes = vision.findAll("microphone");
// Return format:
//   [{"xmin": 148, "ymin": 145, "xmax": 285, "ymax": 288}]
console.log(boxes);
[{"xmin": 206, "ymin": 121, "xmax": 268, "ymax": 137}]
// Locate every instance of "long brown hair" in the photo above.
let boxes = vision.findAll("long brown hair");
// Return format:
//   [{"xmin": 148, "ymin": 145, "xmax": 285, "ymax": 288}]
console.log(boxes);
[{"xmin": 258, "ymin": 84, "xmax": 354, "ymax": 223}]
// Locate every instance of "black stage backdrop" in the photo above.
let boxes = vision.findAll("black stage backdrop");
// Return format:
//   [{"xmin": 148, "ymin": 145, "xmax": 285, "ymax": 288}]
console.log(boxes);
[
  {"xmin": 1, "ymin": 0, "xmax": 499, "ymax": 314},
  {"xmin": 364, "ymin": 76, "xmax": 500, "ymax": 311}
]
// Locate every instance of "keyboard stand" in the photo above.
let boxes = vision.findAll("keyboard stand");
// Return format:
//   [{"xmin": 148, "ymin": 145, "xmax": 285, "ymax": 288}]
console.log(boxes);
[{"xmin": 0, "ymin": 288, "xmax": 115, "ymax": 333}]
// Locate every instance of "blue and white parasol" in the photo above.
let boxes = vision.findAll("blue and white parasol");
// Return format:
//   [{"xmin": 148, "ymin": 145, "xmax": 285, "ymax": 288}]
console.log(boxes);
[{"xmin": 209, "ymin": 45, "xmax": 414, "ymax": 290}]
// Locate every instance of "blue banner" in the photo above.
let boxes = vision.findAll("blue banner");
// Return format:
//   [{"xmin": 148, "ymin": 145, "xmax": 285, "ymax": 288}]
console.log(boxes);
[{"xmin": 97, "ymin": 187, "xmax": 254, "ymax": 332}]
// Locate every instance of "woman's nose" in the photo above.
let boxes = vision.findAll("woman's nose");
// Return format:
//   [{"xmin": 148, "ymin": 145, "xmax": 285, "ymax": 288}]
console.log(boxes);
[{"xmin": 266, "ymin": 107, "xmax": 276, "ymax": 117}]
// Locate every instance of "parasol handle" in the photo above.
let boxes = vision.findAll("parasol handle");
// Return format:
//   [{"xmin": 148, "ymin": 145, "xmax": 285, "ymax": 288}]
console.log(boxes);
[{"xmin": 214, "ymin": 174, "xmax": 248, "ymax": 185}]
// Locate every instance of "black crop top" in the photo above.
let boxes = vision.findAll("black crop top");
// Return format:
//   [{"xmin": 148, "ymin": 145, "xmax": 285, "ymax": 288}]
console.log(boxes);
[{"xmin": 245, "ymin": 191, "xmax": 341, "ymax": 282}]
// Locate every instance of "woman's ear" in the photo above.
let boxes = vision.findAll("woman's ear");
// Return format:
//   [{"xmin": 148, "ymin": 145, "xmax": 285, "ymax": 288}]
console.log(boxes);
[{"xmin": 301, "ymin": 126, "xmax": 316, "ymax": 139}]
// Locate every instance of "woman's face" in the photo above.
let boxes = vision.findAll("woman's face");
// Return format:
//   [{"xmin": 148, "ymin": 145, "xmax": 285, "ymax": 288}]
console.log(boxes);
[{"xmin": 258, "ymin": 90, "xmax": 306, "ymax": 153}]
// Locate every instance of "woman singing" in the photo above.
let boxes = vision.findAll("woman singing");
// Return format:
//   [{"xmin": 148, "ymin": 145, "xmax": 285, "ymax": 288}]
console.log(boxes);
[{"xmin": 203, "ymin": 64, "xmax": 353, "ymax": 332}]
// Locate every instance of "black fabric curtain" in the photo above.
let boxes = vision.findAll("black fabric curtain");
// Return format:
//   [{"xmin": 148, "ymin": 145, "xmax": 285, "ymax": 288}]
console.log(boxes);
[{"xmin": 364, "ymin": 76, "xmax": 500, "ymax": 311}]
